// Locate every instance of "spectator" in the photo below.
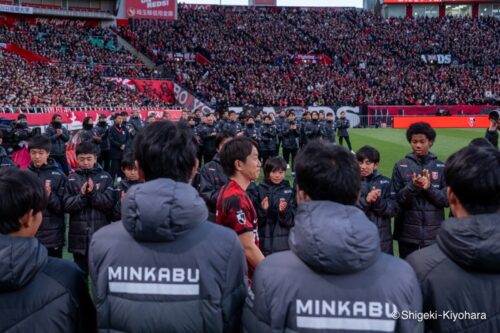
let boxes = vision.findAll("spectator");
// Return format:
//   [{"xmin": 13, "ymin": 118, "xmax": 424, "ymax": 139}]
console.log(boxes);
[
  {"xmin": 243, "ymin": 141, "xmax": 422, "ymax": 332},
  {"xmin": 0, "ymin": 168, "xmax": 96, "ymax": 333},
  {"xmin": 407, "ymin": 145, "xmax": 500, "ymax": 332},
  {"xmin": 336, "ymin": 111, "xmax": 352, "ymax": 151},
  {"xmin": 89, "ymin": 121, "xmax": 247, "ymax": 332}
]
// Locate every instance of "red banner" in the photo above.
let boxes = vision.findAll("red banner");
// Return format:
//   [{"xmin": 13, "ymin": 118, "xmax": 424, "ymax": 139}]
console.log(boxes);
[
  {"xmin": 0, "ymin": 43, "xmax": 54, "ymax": 63},
  {"xmin": 393, "ymin": 116, "xmax": 490, "ymax": 129},
  {"xmin": 133, "ymin": 80, "xmax": 175, "ymax": 104},
  {"xmin": 254, "ymin": 0, "xmax": 276, "ymax": 6},
  {"xmin": 0, "ymin": 110, "xmax": 182, "ymax": 127},
  {"xmin": 126, "ymin": 0, "xmax": 176, "ymax": 20}
]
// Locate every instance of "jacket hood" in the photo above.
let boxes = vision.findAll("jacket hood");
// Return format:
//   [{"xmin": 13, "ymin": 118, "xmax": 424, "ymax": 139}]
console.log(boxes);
[
  {"xmin": 0, "ymin": 235, "xmax": 47, "ymax": 291},
  {"xmin": 122, "ymin": 178, "xmax": 209, "ymax": 242},
  {"xmin": 289, "ymin": 201, "xmax": 380, "ymax": 274},
  {"xmin": 437, "ymin": 213, "xmax": 500, "ymax": 273}
]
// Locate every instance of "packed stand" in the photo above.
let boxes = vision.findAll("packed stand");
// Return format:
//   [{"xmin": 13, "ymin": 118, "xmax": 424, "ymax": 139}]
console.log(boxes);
[{"xmin": 118, "ymin": 6, "xmax": 499, "ymax": 107}]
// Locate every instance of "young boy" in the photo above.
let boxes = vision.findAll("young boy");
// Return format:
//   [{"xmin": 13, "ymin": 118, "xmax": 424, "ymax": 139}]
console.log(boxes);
[
  {"xmin": 27, "ymin": 135, "xmax": 67, "ymax": 258},
  {"xmin": 251, "ymin": 156, "xmax": 296, "ymax": 256},
  {"xmin": 218, "ymin": 137, "xmax": 264, "ymax": 275},
  {"xmin": 0, "ymin": 130, "xmax": 16, "ymax": 169},
  {"xmin": 64, "ymin": 142, "xmax": 115, "ymax": 274},
  {"xmin": 356, "ymin": 145, "xmax": 398, "ymax": 254},
  {"xmin": 0, "ymin": 168, "xmax": 95, "ymax": 332},
  {"xmin": 391, "ymin": 122, "xmax": 448, "ymax": 258},
  {"xmin": 110, "ymin": 152, "xmax": 143, "ymax": 222}
]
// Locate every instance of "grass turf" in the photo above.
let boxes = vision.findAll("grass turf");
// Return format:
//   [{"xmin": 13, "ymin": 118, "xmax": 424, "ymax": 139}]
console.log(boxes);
[{"xmin": 62, "ymin": 127, "xmax": 486, "ymax": 261}]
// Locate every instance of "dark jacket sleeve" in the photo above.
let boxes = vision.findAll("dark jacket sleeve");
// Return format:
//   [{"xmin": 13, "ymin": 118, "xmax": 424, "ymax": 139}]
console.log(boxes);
[
  {"xmin": 108, "ymin": 129, "xmax": 122, "ymax": 148},
  {"xmin": 47, "ymin": 176, "xmax": 67, "ymax": 216},
  {"xmin": 89, "ymin": 177, "xmax": 116, "ymax": 211},
  {"xmin": 199, "ymin": 168, "xmax": 221, "ymax": 211},
  {"xmin": 372, "ymin": 181, "xmax": 399, "ymax": 218},
  {"xmin": 242, "ymin": 266, "xmax": 274, "ymax": 333},
  {"xmin": 391, "ymin": 164, "xmax": 419, "ymax": 206},
  {"xmin": 485, "ymin": 129, "xmax": 499, "ymax": 148},
  {"xmin": 61, "ymin": 127, "xmax": 70, "ymax": 143},
  {"xmin": 278, "ymin": 191, "xmax": 296, "ymax": 228},
  {"xmin": 64, "ymin": 180, "xmax": 89, "ymax": 213},
  {"xmin": 222, "ymin": 236, "xmax": 247, "ymax": 332},
  {"xmin": 423, "ymin": 177, "xmax": 448, "ymax": 209},
  {"xmin": 46, "ymin": 126, "xmax": 58, "ymax": 142}
]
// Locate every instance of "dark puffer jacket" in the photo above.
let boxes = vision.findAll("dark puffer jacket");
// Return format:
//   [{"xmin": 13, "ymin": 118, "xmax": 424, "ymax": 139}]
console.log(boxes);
[
  {"xmin": 243, "ymin": 201, "xmax": 423, "ymax": 333},
  {"xmin": 64, "ymin": 166, "xmax": 115, "ymax": 255},
  {"xmin": 46, "ymin": 123, "xmax": 70, "ymax": 156},
  {"xmin": 198, "ymin": 124, "xmax": 219, "ymax": 156},
  {"xmin": 28, "ymin": 159, "xmax": 67, "ymax": 249},
  {"xmin": 303, "ymin": 120, "xmax": 322, "ymax": 142},
  {"xmin": 391, "ymin": 153, "xmax": 448, "ymax": 246},
  {"xmin": 259, "ymin": 124, "xmax": 277, "ymax": 151},
  {"xmin": 109, "ymin": 125, "xmax": 130, "ymax": 160},
  {"xmin": 335, "ymin": 118, "xmax": 350, "ymax": 137},
  {"xmin": 249, "ymin": 179, "xmax": 296, "ymax": 256},
  {"xmin": 79, "ymin": 128, "xmax": 101, "ymax": 157},
  {"xmin": 407, "ymin": 213, "xmax": 500, "ymax": 333},
  {"xmin": 0, "ymin": 146, "xmax": 16, "ymax": 168},
  {"xmin": 198, "ymin": 154, "xmax": 229, "ymax": 222},
  {"xmin": 89, "ymin": 178, "xmax": 247, "ymax": 333},
  {"xmin": 356, "ymin": 170, "xmax": 399, "ymax": 254},
  {"xmin": 281, "ymin": 122, "xmax": 300, "ymax": 150},
  {"xmin": 0, "ymin": 235, "xmax": 96, "ymax": 332},
  {"xmin": 110, "ymin": 178, "xmax": 143, "ymax": 222},
  {"xmin": 94, "ymin": 122, "xmax": 110, "ymax": 152},
  {"xmin": 485, "ymin": 129, "xmax": 498, "ymax": 148},
  {"xmin": 321, "ymin": 120, "xmax": 336, "ymax": 143}
]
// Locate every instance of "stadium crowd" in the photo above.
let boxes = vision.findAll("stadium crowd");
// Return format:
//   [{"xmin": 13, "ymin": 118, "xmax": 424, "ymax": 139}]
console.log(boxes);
[{"xmin": 119, "ymin": 6, "xmax": 499, "ymax": 107}]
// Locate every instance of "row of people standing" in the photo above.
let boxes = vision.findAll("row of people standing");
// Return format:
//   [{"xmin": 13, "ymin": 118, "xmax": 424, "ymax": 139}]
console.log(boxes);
[{"xmin": 186, "ymin": 109, "xmax": 352, "ymax": 168}]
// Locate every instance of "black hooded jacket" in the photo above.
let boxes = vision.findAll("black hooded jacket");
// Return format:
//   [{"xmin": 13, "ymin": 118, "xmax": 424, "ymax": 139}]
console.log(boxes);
[
  {"xmin": 243, "ymin": 201, "xmax": 423, "ymax": 333},
  {"xmin": 64, "ymin": 166, "xmax": 115, "ymax": 255},
  {"xmin": 89, "ymin": 178, "xmax": 247, "ymax": 333},
  {"xmin": 0, "ymin": 146, "xmax": 16, "ymax": 169},
  {"xmin": 356, "ymin": 170, "xmax": 399, "ymax": 254},
  {"xmin": 27, "ymin": 159, "xmax": 67, "ymax": 249},
  {"xmin": 198, "ymin": 154, "xmax": 228, "ymax": 222},
  {"xmin": 0, "ymin": 235, "xmax": 96, "ymax": 332},
  {"xmin": 407, "ymin": 213, "xmax": 500, "ymax": 333},
  {"xmin": 390, "ymin": 152, "xmax": 448, "ymax": 246}
]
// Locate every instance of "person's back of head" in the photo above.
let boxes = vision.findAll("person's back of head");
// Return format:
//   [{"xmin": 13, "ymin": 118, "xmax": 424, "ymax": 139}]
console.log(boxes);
[
  {"xmin": 295, "ymin": 140, "xmax": 360, "ymax": 205},
  {"xmin": 445, "ymin": 145, "xmax": 500, "ymax": 217},
  {"xmin": 133, "ymin": 121, "xmax": 198, "ymax": 182}
]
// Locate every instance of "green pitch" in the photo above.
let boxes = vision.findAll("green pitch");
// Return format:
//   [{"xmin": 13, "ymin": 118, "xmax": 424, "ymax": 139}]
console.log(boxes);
[{"xmin": 347, "ymin": 128, "xmax": 486, "ymax": 177}]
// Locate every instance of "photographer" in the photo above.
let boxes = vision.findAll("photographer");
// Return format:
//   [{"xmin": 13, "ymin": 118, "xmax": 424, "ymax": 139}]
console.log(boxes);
[{"xmin": 486, "ymin": 110, "xmax": 499, "ymax": 148}]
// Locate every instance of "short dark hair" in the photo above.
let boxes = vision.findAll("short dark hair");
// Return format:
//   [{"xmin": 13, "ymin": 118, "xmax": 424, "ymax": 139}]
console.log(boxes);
[
  {"xmin": 215, "ymin": 132, "xmax": 233, "ymax": 150},
  {"xmin": 76, "ymin": 142, "xmax": 98, "ymax": 156},
  {"xmin": 264, "ymin": 156, "xmax": 287, "ymax": 180},
  {"xmin": 406, "ymin": 122, "xmax": 436, "ymax": 143},
  {"xmin": 83, "ymin": 116, "xmax": 92, "ymax": 125},
  {"xmin": 263, "ymin": 115, "xmax": 271, "ymax": 121},
  {"xmin": 134, "ymin": 121, "xmax": 197, "ymax": 182},
  {"xmin": 220, "ymin": 137, "xmax": 258, "ymax": 177},
  {"xmin": 121, "ymin": 152, "xmax": 136, "ymax": 170},
  {"xmin": 29, "ymin": 135, "xmax": 51, "ymax": 152},
  {"xmin": 445, "ymin": 146, "xmax": 500, "ymax": 215},
  {"xmin": 121, "ymin": 111, "xmax": 128, "ymax": 117},
  {"xmin": 0, "ymin": 169, "xmax": 48, "ymax": 234},
  {"xmin": 51, "ymin": 114, "xmax": 61, "ymax": 121},
  {"xmin": 295, "ymin": 140, "xmax": 360, "ymax": 205},
  {"xmin": 469, "ymin": 138, "xmax": 494, "ymax": 148},
  {"xmin": 356, "ymin": 145, "xmax": 380, "ymax": 163}
]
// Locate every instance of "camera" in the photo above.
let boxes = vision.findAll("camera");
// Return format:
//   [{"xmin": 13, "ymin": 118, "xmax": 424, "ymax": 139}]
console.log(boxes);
[
  {"xmin": 489, "ymin": 110, "xmax": 500, "ymax": 122},
  {"xmin": 52, "ymin": 121, "xmax": 62, "ymax": 129}
]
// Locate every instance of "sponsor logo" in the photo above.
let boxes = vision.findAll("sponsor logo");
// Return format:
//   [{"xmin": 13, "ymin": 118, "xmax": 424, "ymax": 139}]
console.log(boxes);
[
  {"xmin": 236, "ymin": 210, "xmax": 246, "ymax": 225},
  {"xmin": 400, "ymin": 164, "xmax": 408, "ymax": 168},
  {"xmin": 296, "ymin": 299, "xmax": 397, "ymax": 332},
  {"xmin": 108, "ymin": 266, "xmax": 200, "ymax": 296}
]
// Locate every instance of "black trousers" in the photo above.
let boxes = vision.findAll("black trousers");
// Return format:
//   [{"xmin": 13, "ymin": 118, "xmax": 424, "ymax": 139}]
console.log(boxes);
[
  {"xmin": 51, "ymin": 154, "xmax": 69, "ymax": 175},
  {"xmin": 398, "ymin": 242, "xmax": 424, "ymax": 259},
  {"xmin": 110, "ymin": 158, "xmax": 124, "ymax": 180},
  {"xmin": 73, "ymin": 253, "xmax": 89, "ymax": 275},
  {"xmin": 282, "ymin": 148, "xmax": 298, "ymax": 170},
  {"xmin": 339, "ymin": 136, "xmax": 352, "ymax": 150},
  {"xmin": 47, "ymin": 247, "xmax": 63, "ymax": 259},
  {"xmin": 261, "ymin": 149, "xmax": 277, "ymax": 166},
  {"xmin": 98, "ymin": 150, "xmax": 111, "ymax": 172}
]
